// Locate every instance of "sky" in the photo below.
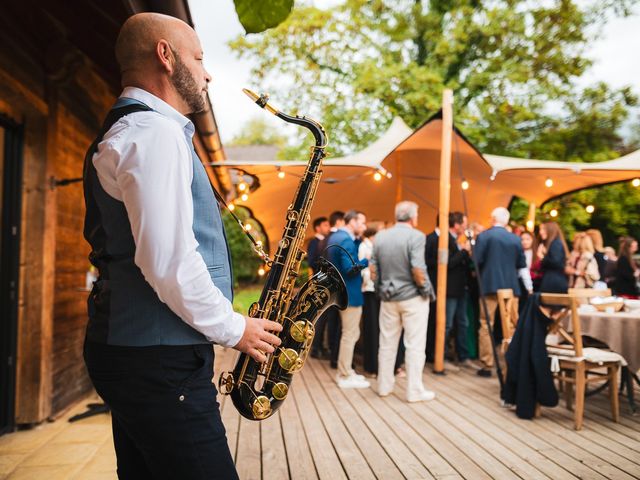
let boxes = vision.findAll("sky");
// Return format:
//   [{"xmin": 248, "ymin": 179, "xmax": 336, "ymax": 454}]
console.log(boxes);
[{"xmin": 189, "ymin": 0, "xmax": 640, "ymax": 145}]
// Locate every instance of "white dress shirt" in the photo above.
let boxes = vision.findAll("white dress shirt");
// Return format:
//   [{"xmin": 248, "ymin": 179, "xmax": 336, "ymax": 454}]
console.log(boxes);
[{"xmin": 93, "ymin": 87, "xmax": 245, "ymax": 348}]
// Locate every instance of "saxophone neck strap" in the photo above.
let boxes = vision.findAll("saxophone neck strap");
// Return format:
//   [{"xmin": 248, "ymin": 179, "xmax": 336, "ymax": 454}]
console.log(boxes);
[{"xmin": 210, "ymin": 185, "xmax": 273, "ymax": 266}]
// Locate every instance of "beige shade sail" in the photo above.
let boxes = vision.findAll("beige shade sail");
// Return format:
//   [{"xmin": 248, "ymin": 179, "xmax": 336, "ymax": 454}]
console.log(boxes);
[{"xmin": 214, "ymin": 115, "xmax": 640, "ymax": 252}]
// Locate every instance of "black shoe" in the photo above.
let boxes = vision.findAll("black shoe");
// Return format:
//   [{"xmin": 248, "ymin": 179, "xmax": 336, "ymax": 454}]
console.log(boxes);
[
  {"xmin": 330, "ymin": 361, "xmax": 337, "ymax": 369},
  {"xmin": 476, "ymin": 368, "xmax": 492, "ymax": 378}
]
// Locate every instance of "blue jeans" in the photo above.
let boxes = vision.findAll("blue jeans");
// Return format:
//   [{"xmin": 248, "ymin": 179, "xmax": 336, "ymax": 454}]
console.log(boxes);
[{"xmin": 445, "ymin": 296, "xmax": 469, "ymax": 362}]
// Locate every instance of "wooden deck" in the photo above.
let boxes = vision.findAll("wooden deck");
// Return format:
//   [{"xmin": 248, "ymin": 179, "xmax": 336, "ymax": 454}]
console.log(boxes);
[
  {"xmin": 216, "ymin": 347, "xmax": 640, "ymax": 480},
  {"xmin": 1, "ymin": 346, "xmax": 639, "ymax": 479}
]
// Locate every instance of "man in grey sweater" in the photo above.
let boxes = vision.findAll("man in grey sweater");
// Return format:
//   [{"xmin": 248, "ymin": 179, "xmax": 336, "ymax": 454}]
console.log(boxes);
[{"xmin": 371, "ymin": 201, "xmax": 436, "ymax": 402}]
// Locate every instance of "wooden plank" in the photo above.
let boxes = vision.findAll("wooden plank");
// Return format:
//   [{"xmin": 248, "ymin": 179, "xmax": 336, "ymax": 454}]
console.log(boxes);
[
  {"xmin": 279, "ymin": 387, "xmax": 318, "ymax": 480},
  {"xmin": 458, "ymin": 372, "xmax": 640, "ymax": 473},
  {"xmin": 235, "ymin": 417, "xmax": 262, "ymax": 480},
  {"xmin": 429, "ymin": 374, "xmax": 583, "ymax": 480},
  {"xmin": 393, "ymin": 379, "xmax": 547, "ymax": 480},
  {"xmin": 449, "ymin": 371, "xmax": 637, "ymax": 480},
  {"xmin": 261, "ymin": 412, "xmax": 289, "ymax": 480},
  {"xmin": 299, "ymin": 368, "xmax": 375, "ymax": 480},
  {"xmin": 305, "ymin": 360, "xmax": 404, "ymax": 479},
  {"xmin": 292, "ymin": 369, "xmax": 348, "ymax": 480},
  {"xmin": 380, "ymin": 387, "xmax": 493, "ymax": 479},
  {"xmin": 350, "ymin": 384, "xmax": 463, "ymax": 479}
]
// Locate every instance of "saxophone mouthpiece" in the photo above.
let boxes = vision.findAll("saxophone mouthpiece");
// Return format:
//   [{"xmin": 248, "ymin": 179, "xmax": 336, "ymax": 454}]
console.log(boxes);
[{"xmin": 243, "ymin": 88, "xmax": 279, "ymax": 115}]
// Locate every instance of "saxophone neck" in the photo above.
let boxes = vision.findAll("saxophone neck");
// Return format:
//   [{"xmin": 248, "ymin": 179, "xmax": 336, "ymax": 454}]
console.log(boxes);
[{"xmin": 243, "ymin": 88, "xmax": 327, "ymax": 147}]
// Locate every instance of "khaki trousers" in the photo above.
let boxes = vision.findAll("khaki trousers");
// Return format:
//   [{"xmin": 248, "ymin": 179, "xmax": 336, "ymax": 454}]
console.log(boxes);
[
  {"xmin": 337, "ymin": 306, "xmax": 363, "ymax": 378},
  {"xmin": 478, "ymin": 294, "xmax": 518, "ymax": 368},
  {"xmin": 377, "ymin": 296, "xmax": 429, "ymax": 401}
]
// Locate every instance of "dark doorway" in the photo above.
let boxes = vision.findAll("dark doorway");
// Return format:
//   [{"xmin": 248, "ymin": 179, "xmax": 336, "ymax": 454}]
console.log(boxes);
[{"xmin": 0, "ymin": 116, "xmax": 23, "ymax": 435}]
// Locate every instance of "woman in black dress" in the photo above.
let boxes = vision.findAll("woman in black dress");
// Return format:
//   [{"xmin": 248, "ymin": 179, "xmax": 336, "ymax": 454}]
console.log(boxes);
[
  {"xmin": 612, "ymin": 237, "xmax": 639, "ymax": 298},
  {"xmin": 537, "ymin": 222, "xmax": 569, "ymax": 293}
]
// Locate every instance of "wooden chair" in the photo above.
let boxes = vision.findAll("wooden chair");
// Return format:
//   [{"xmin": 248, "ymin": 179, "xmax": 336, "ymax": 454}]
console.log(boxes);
[
  {"xmin": 539, "ymin": 293, "xmax": 620, "ymax": 430},
  {"xmin": 567, "ymin": 287, "xmax": 612, "ymax": 300}
]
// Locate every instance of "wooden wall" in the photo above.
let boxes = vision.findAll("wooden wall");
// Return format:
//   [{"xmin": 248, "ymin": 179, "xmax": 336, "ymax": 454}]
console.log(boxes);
[{"xmin": 0, "ymin": 5, "xmax": 116, "ymax": 423}]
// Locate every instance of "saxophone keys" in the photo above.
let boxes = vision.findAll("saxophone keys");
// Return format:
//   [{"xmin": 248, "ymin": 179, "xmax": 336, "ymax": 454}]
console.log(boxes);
[
  {"xmin": 252, "ymin": 395, "xmax": 272, "ymax": 420},
  {"xmin": 272, "ymin": 382, "xmax": 289, "ymax": 400},
  {"xmin": 278, "ymin": 348, "xmax": 299, "ymax": 371},
  {"xmin": 218, "ymin": 372, "xmax": 235, "ymax": 395},
  {"xmin": 290, "ymin": 320, "xmax": 314, "ymax": 343},
  {"xmin": 248, "ymin": 302, "xmax": 260, "ymax": 317}
]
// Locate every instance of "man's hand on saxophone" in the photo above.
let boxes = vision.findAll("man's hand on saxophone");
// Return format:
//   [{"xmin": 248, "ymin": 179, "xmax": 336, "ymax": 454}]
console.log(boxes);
[{"xmin": 233, "ymin": 317, "xmax": 283, "ymax": 363}]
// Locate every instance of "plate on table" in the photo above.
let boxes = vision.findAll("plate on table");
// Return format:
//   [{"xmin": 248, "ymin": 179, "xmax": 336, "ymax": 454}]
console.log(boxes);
[{"xmin": 624, "ymin": 299, "xmax": 640, "ymax": 311}]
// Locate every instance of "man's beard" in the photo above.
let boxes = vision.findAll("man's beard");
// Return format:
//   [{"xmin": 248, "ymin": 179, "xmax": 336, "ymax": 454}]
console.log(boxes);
[{"xmin": 171, "ymin": 50, "xmax": 206, "ymax": 114}]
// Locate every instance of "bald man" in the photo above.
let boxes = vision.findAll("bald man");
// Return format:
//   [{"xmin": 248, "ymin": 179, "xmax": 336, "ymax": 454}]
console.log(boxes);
[{"xmin": 82, "ymin": 13, "xmax": 281, "ymax": 479}]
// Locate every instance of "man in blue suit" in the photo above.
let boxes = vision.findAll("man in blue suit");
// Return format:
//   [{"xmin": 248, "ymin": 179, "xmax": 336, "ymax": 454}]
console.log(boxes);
[
  {"xmin": 327, "ymin": 210, "xmax": 370, "ymax": 388},
  {"xmin": 473, "ymin": 207, "xmax": 530, "ymax": 377}
]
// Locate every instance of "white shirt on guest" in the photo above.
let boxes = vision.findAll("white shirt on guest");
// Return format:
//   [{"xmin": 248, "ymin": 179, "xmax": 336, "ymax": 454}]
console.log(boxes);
[{"xmin": 92, "ymin": 86, "xmax": 245, "ymax": 348}]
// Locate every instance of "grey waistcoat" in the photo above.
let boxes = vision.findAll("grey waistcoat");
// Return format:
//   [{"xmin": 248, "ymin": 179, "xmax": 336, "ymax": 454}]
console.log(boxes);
[{"xmin": 83, "ymin": 97, "xmax": 233, "ymax": 346}]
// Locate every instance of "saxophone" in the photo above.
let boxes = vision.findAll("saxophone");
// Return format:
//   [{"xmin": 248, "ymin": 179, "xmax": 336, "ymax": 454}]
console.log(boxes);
[{"xmin": 219, "ymin": 89, "xmax": 347, "ymax": 421}]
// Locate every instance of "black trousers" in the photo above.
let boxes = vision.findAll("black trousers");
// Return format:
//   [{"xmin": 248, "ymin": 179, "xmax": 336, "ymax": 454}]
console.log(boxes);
[
  {"xmin": 326, "ymin": 306, "xmax": 342, "ymax": 365},
  {"xmin": 84, "ymin": 341, "xmax": 238, "ymax": 480}
]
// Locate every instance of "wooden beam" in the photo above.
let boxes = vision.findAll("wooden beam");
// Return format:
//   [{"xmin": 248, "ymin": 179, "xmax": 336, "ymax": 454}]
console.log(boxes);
[{"xmin": 434, "ymin": 89, "xmax": 453, "ymax": 374}]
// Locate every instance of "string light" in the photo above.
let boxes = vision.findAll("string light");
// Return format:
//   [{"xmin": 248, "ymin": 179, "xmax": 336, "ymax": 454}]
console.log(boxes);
[
  {"xmin": 241, "ymin": 193, "xmax": 249, "ymax": 202},
  {"xmin": 238, "ymin": 182, "xmax": 248, "ymax": 192},
  {"xmin": 526, "ymin": 220, "xmax": 534, "ymax": 231},
  {"xmin": 550, "ymin": 209, "xmax": 558, "ymax": 217},
  {"xmin": 633, "ymin": 178, "xmax": 640, "ymax": 187},
  {"xmin": 256, "ymin": 240, "xmax": 263, "ymax": 247},
  {"xmin": 258, "ymin": 267, "xmax": 266, "ymax": 276},
  {"xmin": 278, "ymin": 170, "xmax": 286, "ymax": 179},
  {"xmin": 373, "ymin": 172, "xmax": 382, "ymax": 181},
  {"xmin": 244, "ymin": 223, "xmax": 252, "ymax": 232},
  {"xmin": 545, "ymin": 178, "xmax": 553, "ymax": 188},
  {"xmin": 585, "ymin": 205, "xmax": 595, "ymax": 214},
  {"xmin": 228, "ymin": 203, "xmax": 235, "ymax": 211},
  {"xmin": 461, "ymin": 180, "xmax": 469, "ymax": 190}
]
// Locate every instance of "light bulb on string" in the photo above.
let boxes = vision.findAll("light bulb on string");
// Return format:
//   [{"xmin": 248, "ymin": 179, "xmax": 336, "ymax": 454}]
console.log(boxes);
[
  {"xmin": 550, "ymin": 209, "xmax": 558, "ymax": 218},
  {"xmin": 238, "ymin": 182, "xmax": 247, "ymax": 192},
  {"xmin": 244, "ymin": 223, "xmax": 252, "ymax": 232},
  {"xmin": 545, "ymin": 178, "xmax": 553, "ymax": 188},
  {"xmin": 278, "ymin": 170, "xmax": 286, "ymax": 179},
  {"xmin": 526, "ymin": 220, "xmax": 534, "ymax": 231},
  {"xmin": 585, "ymin": 205, "xmax": 595, "ymax": 214},
  {"xmin": 258, "ymin": 267, "xmax": 265, "ymax": 276},
  {"xmin": 633, "ymin": 178, "xmax": 640, "ymax": 187},
  {"xmin": 461, "ymin": 180, "xmax": 469, "ymax": 190},
  {"xmin": 373, "ymin": 172, "xmax": 382, "ymax": 182},
  {"xmin": 241, "ymin": 193, "xmax": 249, "ymax": 202},
  {"xmin": 228, "ymin": 203, "xmax": 235, "ymax": 212}
]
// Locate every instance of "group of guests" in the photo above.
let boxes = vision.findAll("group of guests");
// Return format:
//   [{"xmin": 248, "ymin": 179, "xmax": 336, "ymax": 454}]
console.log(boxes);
[
  {"xmin": 305, "ymin": 203, "xmax": 640, "ymax": 401},
  {"xmin": 307, "ymin": 203, "xmax": 436, "ymax": 402},
  {"xmin": 518, "ymin": 224, "xmax": 639, "ymax": 298}
]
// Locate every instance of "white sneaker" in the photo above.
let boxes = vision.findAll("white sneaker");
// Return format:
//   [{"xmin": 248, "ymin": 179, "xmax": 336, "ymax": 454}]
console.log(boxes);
[
  {"xmin": 407, "ymin": 390, "xmax": 436, "ymax": 403},
  {"xmin": 337, "ymin": 374, "xmax": 370, "ymax": 389}
]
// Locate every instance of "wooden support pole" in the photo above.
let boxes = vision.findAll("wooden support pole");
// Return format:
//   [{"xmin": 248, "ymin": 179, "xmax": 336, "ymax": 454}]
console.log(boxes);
[
  {"xmin": 395, "ymin": 157, "xmax": 403, "ymax": 204},
  {"xmin": 527, "ymin": 202, "xmax": 536, "ymax": 232},
  {"xmin": 434, "ymin": 89, "xmax": 453, "ymax": 374}
]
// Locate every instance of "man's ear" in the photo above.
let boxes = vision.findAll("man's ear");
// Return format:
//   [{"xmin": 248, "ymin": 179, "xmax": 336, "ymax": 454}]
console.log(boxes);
[{"xmin": 156, "ymin": 40, "xmax": 174, "ymax": 73}]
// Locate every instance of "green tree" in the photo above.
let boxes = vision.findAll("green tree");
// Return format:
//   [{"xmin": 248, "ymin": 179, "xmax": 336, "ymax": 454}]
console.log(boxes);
[
  {"xmin": 231, "ymin": 0, "xmax": 640, "ymax": 242},
  {"xmin": 229, "ymin": 117, "xmax": 288, "ymax": 147}
]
